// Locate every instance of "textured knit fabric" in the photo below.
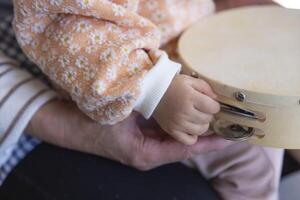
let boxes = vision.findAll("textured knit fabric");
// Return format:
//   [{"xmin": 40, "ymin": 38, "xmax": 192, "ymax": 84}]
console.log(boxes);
[{"xmin": 12, "ymin": 0, "xmax": 215, "ymax": 124}]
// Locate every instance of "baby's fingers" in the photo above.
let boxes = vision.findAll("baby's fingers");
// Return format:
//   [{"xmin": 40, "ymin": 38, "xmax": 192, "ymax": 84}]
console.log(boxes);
[
  {"xmin": 191, "ymin": 78, "xmax": 217, "ymax": 99},
  {"xmin": 171, "ymin": 130, "xmax": 198, "ymax": 146},
  {"xmin": 193, "ymin": 93, "xmax": 220, "ymax": 114},
  {"xmin": 187, "ymin": 109, "xmax": 214, "ymax": 124},
  {"xmin": 181, "ymin": 122, "xmax": 210, "ymax": 136}
]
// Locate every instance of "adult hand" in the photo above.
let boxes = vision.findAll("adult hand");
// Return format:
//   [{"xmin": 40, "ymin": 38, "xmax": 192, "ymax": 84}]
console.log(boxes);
[
  {"xmin": 26, "ymin": 100, "xmax": 234, "ymax": 170},
  {"xmin": 215, "ymin": 0, "xmax": 275, "ymax": 11}
]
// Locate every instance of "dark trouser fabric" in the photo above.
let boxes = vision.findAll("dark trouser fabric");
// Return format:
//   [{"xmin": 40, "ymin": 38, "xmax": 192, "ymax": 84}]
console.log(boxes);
[{"xmin": 0, "ymin": 143, "xmax": 220, "ymax": 200}]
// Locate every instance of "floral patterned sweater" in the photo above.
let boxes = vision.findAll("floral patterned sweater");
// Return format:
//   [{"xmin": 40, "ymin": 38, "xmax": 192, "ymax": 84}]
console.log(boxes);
[{"xmin": 12, "ymin": 0, "xmax": 215, "ymax": 124}]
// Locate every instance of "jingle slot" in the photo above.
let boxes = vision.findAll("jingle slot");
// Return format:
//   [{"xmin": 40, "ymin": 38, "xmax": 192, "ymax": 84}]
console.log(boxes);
[{"xmin": 219, "ymin": 102, "xmax": 266, "ymax": 122}]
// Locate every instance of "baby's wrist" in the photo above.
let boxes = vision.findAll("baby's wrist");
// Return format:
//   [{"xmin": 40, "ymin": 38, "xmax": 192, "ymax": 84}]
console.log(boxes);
[{"xmin": 134, "ymin": 52, "xmax": 181, "ymax": 119}]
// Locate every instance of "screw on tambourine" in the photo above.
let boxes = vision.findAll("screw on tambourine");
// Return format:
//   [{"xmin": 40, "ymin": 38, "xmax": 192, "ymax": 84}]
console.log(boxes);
[
  {"xmin": 191, "ymin": 72, "xmax": 199, "ymax": 78},
  {"xmin": 235, "ymin": 92, "xmax": 246, "ymax": 102}
]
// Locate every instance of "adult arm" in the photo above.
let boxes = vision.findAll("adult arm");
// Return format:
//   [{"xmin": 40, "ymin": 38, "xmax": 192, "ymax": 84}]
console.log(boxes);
[{"xmin": 26, "ymin": 99, "xmax": 234, "ymax": 170}]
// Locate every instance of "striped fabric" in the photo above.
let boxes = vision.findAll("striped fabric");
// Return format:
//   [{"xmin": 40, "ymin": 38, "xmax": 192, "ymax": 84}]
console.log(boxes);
[{"xmin": 0, "ymin": 14, "xmax": 56, "ymax": 185}]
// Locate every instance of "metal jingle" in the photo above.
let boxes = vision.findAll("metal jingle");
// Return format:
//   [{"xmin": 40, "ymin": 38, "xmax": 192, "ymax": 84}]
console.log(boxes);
[
  {"xmin": 219, "ymin": 124, "xmax": 254, "ymax": 141},
  {"xmin": 213, "ymin": 120, "xmax": 255, "ymax": 141}
]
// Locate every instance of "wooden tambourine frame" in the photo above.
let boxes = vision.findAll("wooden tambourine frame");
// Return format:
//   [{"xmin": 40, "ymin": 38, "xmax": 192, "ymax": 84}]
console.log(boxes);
[{"xmin": 178, "ymin": 6, "xmax": 300, "ymax": 149}]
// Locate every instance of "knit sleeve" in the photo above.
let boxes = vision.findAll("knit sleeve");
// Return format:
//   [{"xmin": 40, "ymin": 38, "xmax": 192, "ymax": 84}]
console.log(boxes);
[
  {"xmin": 12, "ymin": 0, "xmax": 214, "ymax": 124},
  {"xmin": 12, "ymin": 0, "xmax": 168, "ymax": 125}
]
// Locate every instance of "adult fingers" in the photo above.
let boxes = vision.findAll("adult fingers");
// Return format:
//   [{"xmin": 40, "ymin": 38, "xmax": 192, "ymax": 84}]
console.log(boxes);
[
  {"xmin": 142, "ymin": 135, "xmax": 235, "ymax": 169},
  {"xmin": 190, "ymin": 136, "xmax": 236, "ymax": 154},
  {"xmin": 139, "ymin": 137, "xmax": 195, "ymax": 169}
]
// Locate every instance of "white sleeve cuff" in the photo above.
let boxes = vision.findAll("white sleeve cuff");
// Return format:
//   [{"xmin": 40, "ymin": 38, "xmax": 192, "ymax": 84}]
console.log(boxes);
[
  {"xmin": 134, "ymin": 52, "xmax": 181, "ymax": 119},
  {"xmin": 0, "ymin": 55, "xmax": 58, "ymax": 166}
]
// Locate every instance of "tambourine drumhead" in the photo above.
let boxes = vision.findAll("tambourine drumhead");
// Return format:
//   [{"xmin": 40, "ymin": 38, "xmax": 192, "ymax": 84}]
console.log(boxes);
[
  {"xmin": 178, "ymin": 6, "xmax": 300, "ymax": 96},
  {"xmin": 178, "ymin": 6, "xmax": 300, "ymax": 148}
]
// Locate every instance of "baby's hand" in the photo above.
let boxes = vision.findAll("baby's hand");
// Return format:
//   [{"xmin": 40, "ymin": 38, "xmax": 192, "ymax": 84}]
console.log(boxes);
[{"xmin": 153, "ymin": 75, "xmax": 220, "ymax": 145}]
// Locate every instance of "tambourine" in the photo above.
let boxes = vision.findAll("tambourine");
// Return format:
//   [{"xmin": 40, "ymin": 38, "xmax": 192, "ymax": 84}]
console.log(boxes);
[{"xmin": 178, "ymin": 6, "xmax": 300, "ymax": 149}]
